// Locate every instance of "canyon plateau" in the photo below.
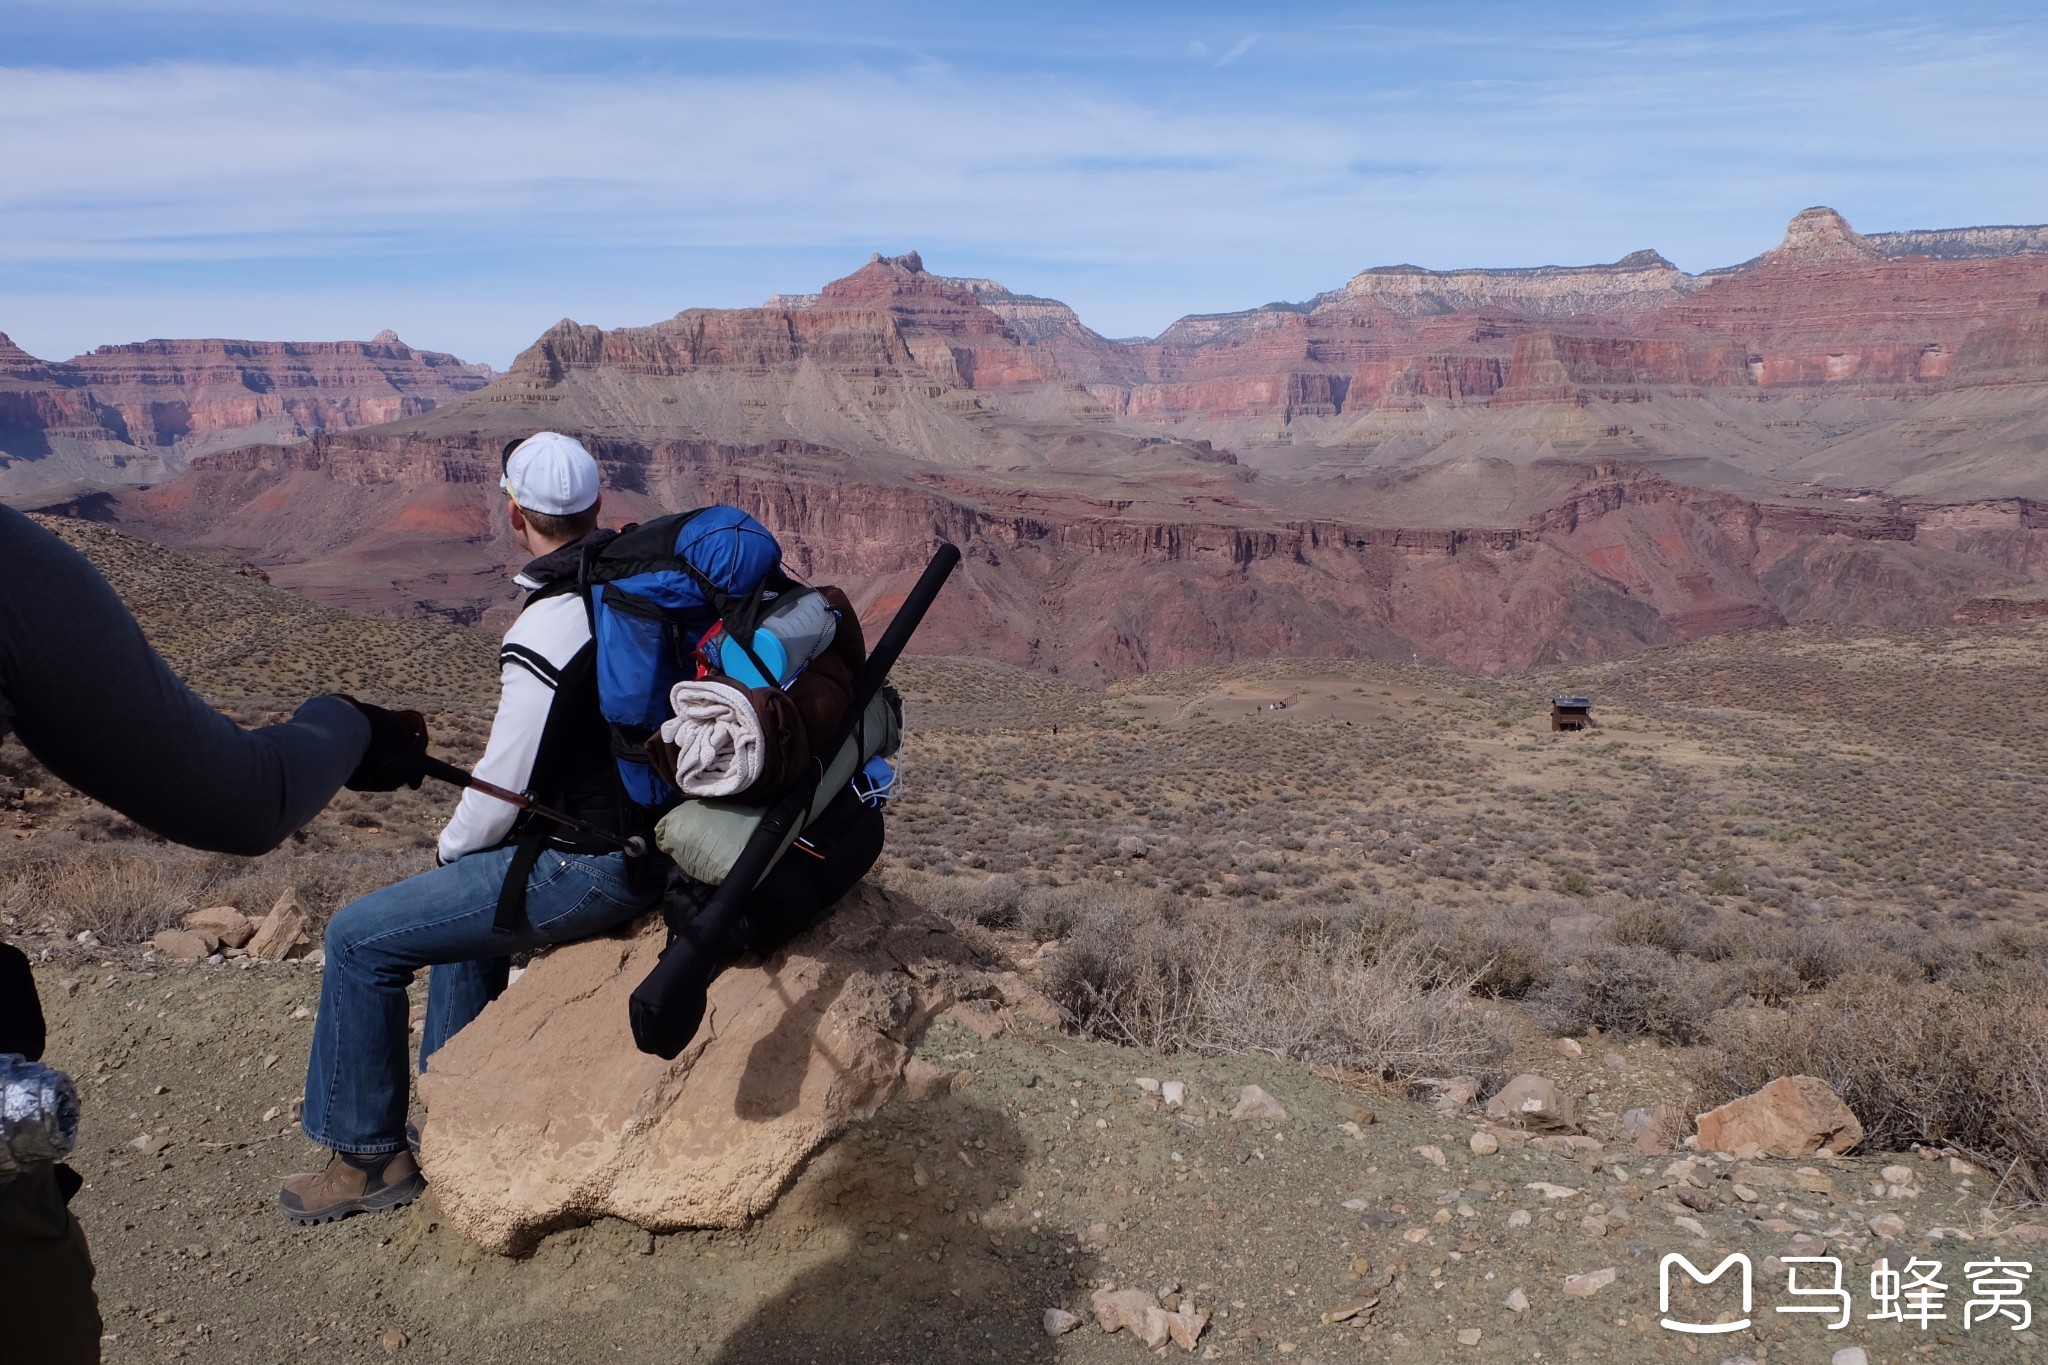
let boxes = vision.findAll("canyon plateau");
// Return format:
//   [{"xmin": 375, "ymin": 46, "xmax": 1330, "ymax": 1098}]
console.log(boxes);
[
  {"xmin": 22, "ymin": 207, "xmax": 2048, "ymax": 675},
  {"xmin": 0, "ymin": 330, "xmax": 492, "ymax": 495}
]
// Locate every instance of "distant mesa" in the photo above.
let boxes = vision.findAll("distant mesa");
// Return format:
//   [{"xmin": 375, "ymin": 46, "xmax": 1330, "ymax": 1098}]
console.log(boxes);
[
  {"xmin": 24, "ymin": 205, "xmax": 2048, "ymax": 678},
  {"xmin": 0, "ymin": 330, "xmax": 493, "ymax": 497}
]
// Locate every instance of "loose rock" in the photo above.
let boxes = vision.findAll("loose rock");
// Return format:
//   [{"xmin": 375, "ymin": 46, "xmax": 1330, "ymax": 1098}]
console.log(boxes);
[
  {"xmin": 246, "ymin": 888, "xmax": 313, "ymax": 962},
  {"xmin": 1483, "ymin": 1075, "xmax": 1577, "ymax": 1134},
  {"xmin": 1620, "ymin": 1103, "xmax": 1687, "ymax": 1155},
  {"xmin": 1469, "ymin": 1131, "xmax": 1499, "ymax": 1156},
  {"xmin": 183, "ymin": 906, "xmax": 254, "ymax": 948},
  {"xmin": 1561, "ymin": 1268, "xmax": 1616, "ymax": 1298},
  {"xmin": 1694, "ymin": 1076, "xmax": 1863, "ymax": 1157},
  {"xmin": 1230, "ymin": 1085, "xmax": 1287, "ymax": 1121},
  {"xmin": 1503, "ymin": 1287, "xmax": 1529, "ymax": 1313},
  {"xmin": 901, "ymin": 1057, "xmax": 965, "ymax": 1102},
  {"xmin": 1092, "ymin": 1286, "xmax": 1160, "ymax": 1336},
  {"xmin": 1043, "ymin": 1308, "xmax": 1081, "ymax": 1337},
  {"xmin": 150, "ymin": 929, "xmax": 217, "ymax": 962}
]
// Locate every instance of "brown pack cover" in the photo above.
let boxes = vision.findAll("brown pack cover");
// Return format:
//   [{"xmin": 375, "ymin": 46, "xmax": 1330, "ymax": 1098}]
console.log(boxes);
[{"xmin": 643, "ymin": 585, "xmax": 867, "ymax": 801}]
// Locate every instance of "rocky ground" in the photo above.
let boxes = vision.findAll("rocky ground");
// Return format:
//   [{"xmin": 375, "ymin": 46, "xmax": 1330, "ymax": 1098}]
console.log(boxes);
[
  {"xmin": 23, "ymin": 933, "xmax": 2043, "ymax": 1364},
  {"xmin": 7, "ymin": 519, "xmax": 2046, "ymax": 1363}
]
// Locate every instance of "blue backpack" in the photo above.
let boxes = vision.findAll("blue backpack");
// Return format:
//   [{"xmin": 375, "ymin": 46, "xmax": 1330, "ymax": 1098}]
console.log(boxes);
[{"xmin": 573, "ymin": 506, "xmax": 788, "ymax": 807}]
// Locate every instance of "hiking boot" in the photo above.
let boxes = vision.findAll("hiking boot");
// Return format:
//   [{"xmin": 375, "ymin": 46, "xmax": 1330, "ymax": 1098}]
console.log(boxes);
[{"xmin": 279, "ymin": 1150, "xmax": 424, "ymax": 1225}]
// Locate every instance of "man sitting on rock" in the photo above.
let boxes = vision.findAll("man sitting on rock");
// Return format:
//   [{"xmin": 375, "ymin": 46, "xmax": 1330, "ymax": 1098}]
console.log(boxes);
[{"xmin": 282, "ymin": 432, "xmax": 661, "ymax": 1225}]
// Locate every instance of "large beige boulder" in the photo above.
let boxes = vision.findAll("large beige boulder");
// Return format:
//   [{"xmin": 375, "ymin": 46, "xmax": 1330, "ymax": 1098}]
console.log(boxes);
[
  {"xmin": 416, "ymin": 886, "xmax": 981, "ymax": 1254},
  {"xmin": 1695, "ymin": 1075, "xmax": 1863, "ymax": 1157}
]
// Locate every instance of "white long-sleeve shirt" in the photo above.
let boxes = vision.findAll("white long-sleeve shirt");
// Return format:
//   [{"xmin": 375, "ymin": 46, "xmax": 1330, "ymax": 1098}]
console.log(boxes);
[{"xmin": 437, "ymin": 580, "xmax": 592, "ymax": 865}]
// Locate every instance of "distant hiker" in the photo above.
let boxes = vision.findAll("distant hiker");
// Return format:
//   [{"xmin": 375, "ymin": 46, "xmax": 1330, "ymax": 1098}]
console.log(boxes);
[
  {"xmin": 281, "ymin": 432, "xmax": 662, "ymax": 1225},
  {"xmin": 0, "ymin": 503, "xmax": 424, "ymax": 1364}
]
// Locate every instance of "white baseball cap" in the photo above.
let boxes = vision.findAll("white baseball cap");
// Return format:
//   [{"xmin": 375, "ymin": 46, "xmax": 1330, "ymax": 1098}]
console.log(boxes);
[{"xmin": 500, "ymin": 432, "xmax": 601, "ymax": 515}]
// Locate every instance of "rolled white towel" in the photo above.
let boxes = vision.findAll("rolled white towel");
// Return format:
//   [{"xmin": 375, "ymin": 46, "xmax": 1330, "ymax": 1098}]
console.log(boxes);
[{"xmin": 659, "ymin": 678, "xmax": 766, "ymax": 797}]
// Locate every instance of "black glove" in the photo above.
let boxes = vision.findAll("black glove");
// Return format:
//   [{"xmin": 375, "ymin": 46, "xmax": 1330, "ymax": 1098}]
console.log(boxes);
[{"xmin": 334, "ymin": 697, "xmax": 430, "ymax": 792}]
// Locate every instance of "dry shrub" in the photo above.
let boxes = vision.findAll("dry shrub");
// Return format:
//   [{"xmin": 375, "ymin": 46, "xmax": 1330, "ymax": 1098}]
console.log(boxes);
[
  {"xmin": 1692, "ymin": 919, "xmax": 1881, "ymax": 994},
  {"xmin": 1690, "ymin": 971, "xmax": 2048, "ymax": 1201},
  {"xmin": 1421, "ymin": 915, "xmax": 1556, "ymax": 1000},
  {"xmin": 0, "ymin": 847, "xmax": 213, "ymax": 941},
  {"xmin": 1605, "ymin": 900, "xmax": 1698, "ymax": 955},
  {"xmin": 0, "ymin": 838, "xmax": 431, "ymax": 944},
  {"xmin": 1537, "ymin": 944, "xmax": 1729, "ymax": 1044},
  {"xmin": 1045, "ymin": 893, "xmax": 1512, "ymax": 1081}
]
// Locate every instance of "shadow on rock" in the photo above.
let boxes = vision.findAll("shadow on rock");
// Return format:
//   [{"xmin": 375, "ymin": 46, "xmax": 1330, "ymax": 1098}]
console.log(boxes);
[
  {"xmin": 734, "ymin": 956, "xmax": 852, "ymax": 1123},
  {"xmin": 706, "ymin": 1095, "xmax": 1092, "ymax": 1365}
]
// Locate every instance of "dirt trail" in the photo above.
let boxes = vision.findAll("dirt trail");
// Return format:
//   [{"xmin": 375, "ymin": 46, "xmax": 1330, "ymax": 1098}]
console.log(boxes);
[{"xmin": 25, "ymin": 943, "xmax": 2038, "ymax": 1364}]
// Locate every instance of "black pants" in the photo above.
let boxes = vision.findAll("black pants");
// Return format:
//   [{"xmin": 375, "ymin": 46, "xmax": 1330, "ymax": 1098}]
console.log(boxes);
[{"xmin": 0, "ymin": 1163, "xmax": 102, "ymax": 1363}]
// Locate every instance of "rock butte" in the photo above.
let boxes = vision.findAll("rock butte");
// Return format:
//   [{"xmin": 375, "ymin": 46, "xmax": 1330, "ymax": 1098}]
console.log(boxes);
[
  {"xmin": 0, "ymin": 330, "xmax": 492, "ymax": 497},
  {"xmin": 26, "ymin": 209, "xmax": 2048, "ymax": 673}
]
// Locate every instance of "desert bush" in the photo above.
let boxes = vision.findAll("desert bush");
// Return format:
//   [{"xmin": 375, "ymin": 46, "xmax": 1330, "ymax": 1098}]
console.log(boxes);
[
  {"xmin": 1537, "ymin": 944, "xmax": 1729, "ymax": 1044},
  {"xmin": 1693, "ymin": 920, "xmax": 1869, "ymax": 992},
  {"xmin": 1604, "ymin": 900, "xmax": 1697, "ymax": 955},
  {"xmin": 0, "ymin": 846, "xmax": 214, "ymax": 941},
  {"xmin": 1044, "ymin": 892, "xmax": 1512, "ymax": 1080},
  {"xmin": 1690, "ymin": 971, "xmax": 2048, "ymax": 1201},
  {"xmin": 0, "ymin": 836, "xmax": 433, "ymax": 944},
  {"xmin": 1421, "ymin": 915, "xmax": 1556, "ymax": 1000}
]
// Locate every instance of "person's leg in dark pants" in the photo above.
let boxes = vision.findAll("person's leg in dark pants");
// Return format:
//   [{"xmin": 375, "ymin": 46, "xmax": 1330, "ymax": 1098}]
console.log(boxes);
[{"xmin": 0, "ymin": 1163, "xmax": 103, "ymax": 1363}]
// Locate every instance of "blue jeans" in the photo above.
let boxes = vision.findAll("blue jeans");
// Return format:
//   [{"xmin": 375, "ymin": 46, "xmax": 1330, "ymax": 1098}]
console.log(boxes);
[{"xmin": 302, "ymin": 846, "xmax": 657, "ymax": 1154}]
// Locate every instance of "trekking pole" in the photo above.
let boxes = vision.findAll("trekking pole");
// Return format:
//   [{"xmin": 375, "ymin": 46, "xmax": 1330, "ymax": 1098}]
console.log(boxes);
[
  {"xmin": 627, "ymin": 542, "xmax": 962, "ymax": 1059},
  {"xmin": 419, "ymin": 755, "xmax": 649, "ymax": 857}
]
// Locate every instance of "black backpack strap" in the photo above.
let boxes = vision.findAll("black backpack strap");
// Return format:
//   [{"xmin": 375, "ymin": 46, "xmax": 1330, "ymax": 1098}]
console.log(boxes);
[
  {"xmin": 493, "ymin": 640, "xmax": 598, "ymax": 934},
  {"xmin": 667, "ymin": 550, "xmax": 782, "ymax": 686},
  {"xmin": 493, "ymin": 829, "xmax": 550, "ymax": 935}
]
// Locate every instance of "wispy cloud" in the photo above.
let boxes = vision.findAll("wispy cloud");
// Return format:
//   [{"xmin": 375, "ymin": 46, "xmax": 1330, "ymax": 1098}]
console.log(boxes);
[{"xmin": 1, "ymin": 2, "xmax": 2044, "ymax": 364}]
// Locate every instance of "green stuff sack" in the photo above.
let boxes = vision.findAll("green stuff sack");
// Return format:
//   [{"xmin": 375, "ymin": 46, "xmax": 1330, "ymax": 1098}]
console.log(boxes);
[{"xmin": 654, "ymin": 686, "xmax": 900, "ymax": 885}]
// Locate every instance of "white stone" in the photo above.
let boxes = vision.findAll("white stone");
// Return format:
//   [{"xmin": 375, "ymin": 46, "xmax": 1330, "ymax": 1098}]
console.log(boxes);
[
  {"xmin": 1230, "ymin": 1085, "xmax": 1288, "ymax": 1121},
  {"xmin": 1043, "ymin": 1308, "xmax": 1081, "ymax": 1337},
  {"xmin": 1561, "ymin": 1268, "xmax": 1616, "ymax": 1298}
]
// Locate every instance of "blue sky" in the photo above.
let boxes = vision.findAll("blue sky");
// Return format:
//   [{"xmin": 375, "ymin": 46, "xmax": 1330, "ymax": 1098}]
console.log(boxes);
[{"xmin": 3, "ymin": 1, "xmax": 2045, "ymax": 367}]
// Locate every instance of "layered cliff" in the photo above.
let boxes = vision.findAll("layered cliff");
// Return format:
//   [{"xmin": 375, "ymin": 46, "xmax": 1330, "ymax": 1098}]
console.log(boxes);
[
  {"xmin": 0, "ymin": 330, "xmax": 492, "ymax": 495},
  {"xmin": 74, "ymin": 208, "xmax": 2048, "ymax": 675}
]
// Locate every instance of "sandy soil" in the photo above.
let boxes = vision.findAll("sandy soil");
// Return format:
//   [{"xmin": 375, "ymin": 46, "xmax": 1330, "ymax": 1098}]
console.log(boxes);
[{"xmin": 25, "ymin": 941, "xmax": 2040, "ymax": 1365}]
